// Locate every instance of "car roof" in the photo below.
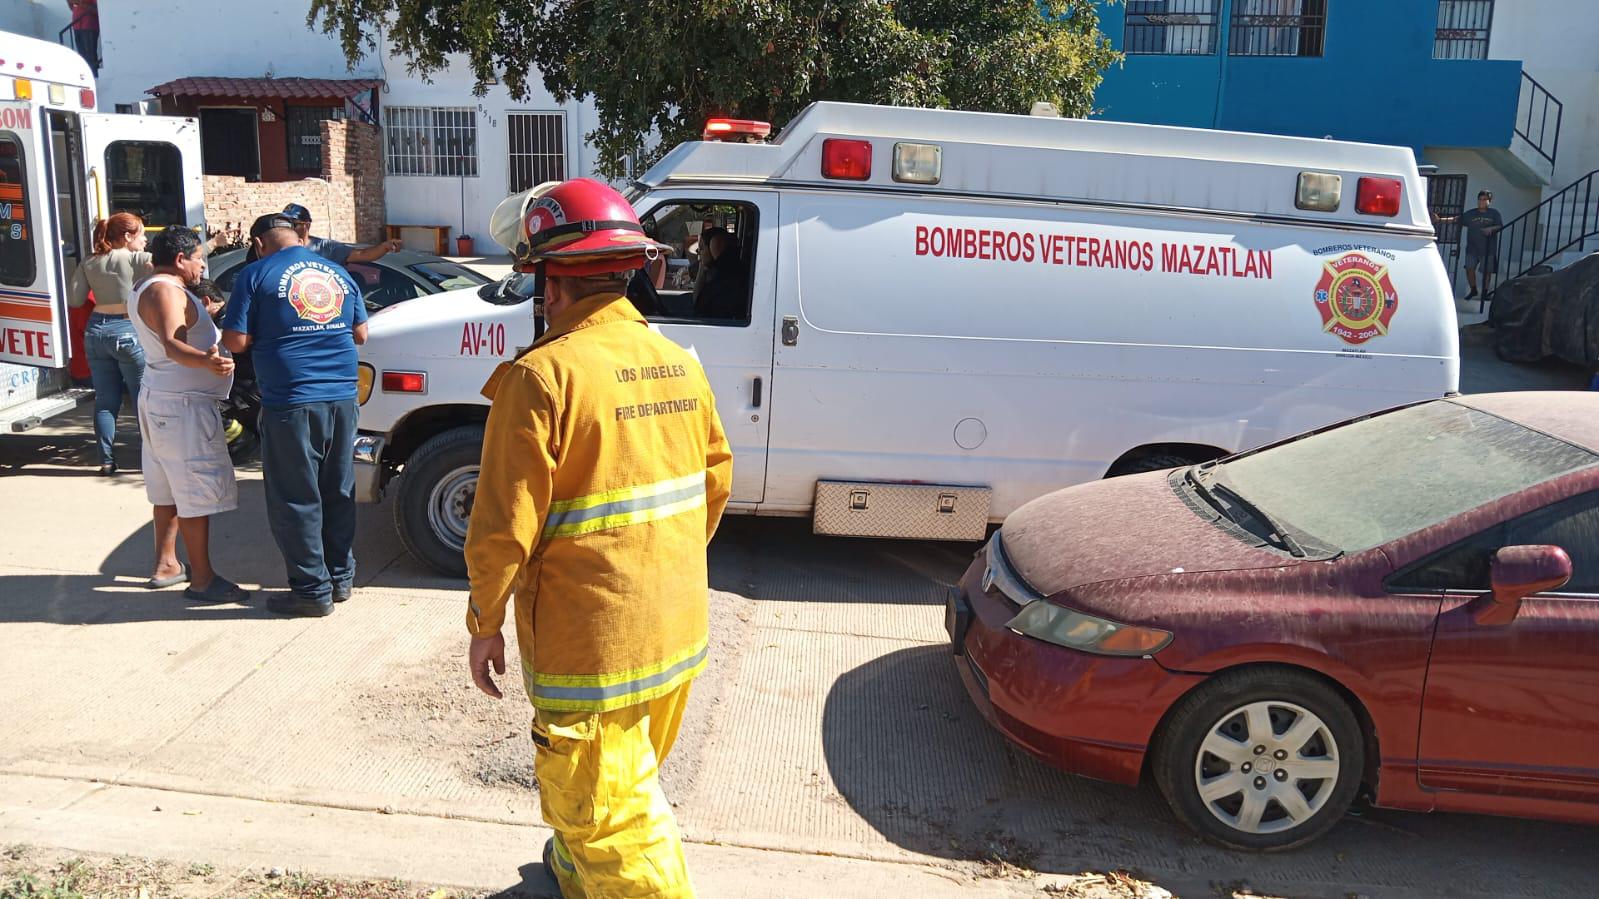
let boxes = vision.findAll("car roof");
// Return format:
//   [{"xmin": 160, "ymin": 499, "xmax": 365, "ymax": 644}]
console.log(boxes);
[
  {"xmin": 1453, "ymin": 392, "xmax": 1599, "ymax": 453},
  {"xmin": 207, "ymin": 247, "xmax": 470, "ymax": 271}
]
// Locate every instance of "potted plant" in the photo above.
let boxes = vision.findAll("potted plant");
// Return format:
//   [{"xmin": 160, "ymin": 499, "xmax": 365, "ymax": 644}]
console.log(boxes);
[{"xmin": 455, "ymin": 233, "xmax": 475, "ymax": 256}]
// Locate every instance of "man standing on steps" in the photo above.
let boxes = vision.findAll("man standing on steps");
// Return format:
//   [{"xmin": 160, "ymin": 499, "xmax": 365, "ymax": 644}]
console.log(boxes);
[
  {"xmin": 463, "ymin": 178, "xmax": 732, "ymax": 898},
  {"xmin": 1436, "ymin": 189, "xmax": 1503, "ymax": 301},
  {"xmin": 221, "ymin": 213, "xmax": 368, "ymax": 617}
]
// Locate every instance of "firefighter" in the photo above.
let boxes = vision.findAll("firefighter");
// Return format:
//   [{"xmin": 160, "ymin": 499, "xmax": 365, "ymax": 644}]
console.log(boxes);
[{"xmin": 464, "ymin": 177, "xmax": 733, "ymax": 898}]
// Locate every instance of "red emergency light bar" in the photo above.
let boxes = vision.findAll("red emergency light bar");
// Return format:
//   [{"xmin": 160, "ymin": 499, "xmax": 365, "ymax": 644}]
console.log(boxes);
[
  {"xmin": 381, "ymin": 370, "xmax": 427, "ymax": 394},
  {"xmin": 703, "ymin": 118, "xmax": 772, "ymax": 142}
]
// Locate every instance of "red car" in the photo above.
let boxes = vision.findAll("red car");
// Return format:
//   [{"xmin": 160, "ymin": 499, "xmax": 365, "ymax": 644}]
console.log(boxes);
[{"xmin": 947, "ymin": 392, "xmax": 1599, "ymax": 850}]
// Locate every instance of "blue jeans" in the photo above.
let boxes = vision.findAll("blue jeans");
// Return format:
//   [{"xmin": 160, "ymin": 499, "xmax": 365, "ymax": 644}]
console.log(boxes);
[
  {"xmin": 83, "ymin": 314, "xmax": 145, "ymax": 467},
  {"xmin": 259, "ymin": 399, "xmax": 358, "ymax": 602}
]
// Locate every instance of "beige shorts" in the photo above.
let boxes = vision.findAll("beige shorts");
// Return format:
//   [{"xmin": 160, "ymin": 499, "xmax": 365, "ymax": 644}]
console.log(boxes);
[{"xmin": 138, "ymin": 389, "xmax": 238, "ymax": 518}]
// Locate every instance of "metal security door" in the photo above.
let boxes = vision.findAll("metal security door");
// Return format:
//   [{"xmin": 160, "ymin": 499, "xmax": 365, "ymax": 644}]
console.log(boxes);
[
  {"xmin": 507, "ymin": 112, "xmax": 566, "ymax": 192},
  {"xmin": 1427, "ymin": 173, "xmax": 1467, "ymax": 281}
]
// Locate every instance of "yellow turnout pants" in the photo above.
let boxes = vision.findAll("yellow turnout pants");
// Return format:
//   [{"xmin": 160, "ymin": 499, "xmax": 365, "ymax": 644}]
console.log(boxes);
[{"xmin": 535, "ymin": 681, "xmax": 694, "ymax": 898}]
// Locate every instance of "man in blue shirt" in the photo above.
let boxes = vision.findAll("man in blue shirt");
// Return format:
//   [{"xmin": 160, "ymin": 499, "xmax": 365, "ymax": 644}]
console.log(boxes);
[{"xmin": 222, "ymin": 213, "xmax": 369, "ymax": 617}]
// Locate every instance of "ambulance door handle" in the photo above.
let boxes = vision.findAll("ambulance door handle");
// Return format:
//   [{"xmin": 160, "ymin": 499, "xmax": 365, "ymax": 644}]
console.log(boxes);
[
  {"xmin": 781, "ymin": 315, "xmax": 799, "ymax": 346},
  {"xmin": 752, "ymin": 376, "xmax": 763, "ymax": 407}
]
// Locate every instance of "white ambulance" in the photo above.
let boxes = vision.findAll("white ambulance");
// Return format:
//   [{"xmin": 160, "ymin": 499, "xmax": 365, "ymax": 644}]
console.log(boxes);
[
  {"xmin": 354, "ymin": 102, "xmax": 1457, "ymax": 575},
  {"xmin": 0, "ymin": 30, "xmax": 204, "ymax": 432}
]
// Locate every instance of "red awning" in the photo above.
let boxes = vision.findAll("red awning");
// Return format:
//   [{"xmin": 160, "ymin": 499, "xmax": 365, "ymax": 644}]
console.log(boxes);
[{"xmin": 147, "ymin": 76, "xmax": 383, "ymax": 100}]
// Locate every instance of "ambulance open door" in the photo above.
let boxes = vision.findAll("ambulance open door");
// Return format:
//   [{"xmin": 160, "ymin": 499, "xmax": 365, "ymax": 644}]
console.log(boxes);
[
  {"xmin": 0, "ymin": 100, "xmax": 66, "ymax": 368},
  {"xmin": 80, "ymin": 113, "xmax": 205, "ymax": 233}
]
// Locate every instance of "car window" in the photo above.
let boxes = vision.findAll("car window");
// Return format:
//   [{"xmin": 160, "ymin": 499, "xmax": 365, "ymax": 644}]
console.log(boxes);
[
  {"xmin": 349, "ymin": 263, "xmax": 425, "ymax": 311},
  {"xmin": 1210, "ymin": 402, "xmax": 1598, "ymax": 553},
  {"xmin": 637, "ymin": 200, "xmax": 755, "ymax": 326},
  {"xmin": 213, "ymin": 261, "xmax": 243, "ymax": 294},
  {"xmin": 408, "ymin": 261, "xmax": 490, "ymax": 292},
  {"xmin": 1391, "ymin": 492, "xmax": 1599, "ymax": 593}
]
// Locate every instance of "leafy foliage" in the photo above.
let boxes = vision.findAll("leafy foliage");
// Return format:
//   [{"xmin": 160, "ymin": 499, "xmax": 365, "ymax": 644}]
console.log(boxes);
[{"xmin": 309, "ymin": 0, "xmax": 1120, "ymax": 178}]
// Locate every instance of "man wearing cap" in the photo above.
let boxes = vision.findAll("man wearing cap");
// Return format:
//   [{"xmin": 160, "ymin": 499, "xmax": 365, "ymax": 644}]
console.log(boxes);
[
  {"xmin": 268, "ymin": 204, "xmax": 401, "ymax": 267},
  {"xmin": 464, "ymin": 178, "xmax": 732, "ymax": 897},
  {"xmin": 221, "ymin": 214, "xmax": 368, "ymax": 617},
  {"xmin": 1435, "ymin": 189, "xmax": 1503, "ymax": 301}
]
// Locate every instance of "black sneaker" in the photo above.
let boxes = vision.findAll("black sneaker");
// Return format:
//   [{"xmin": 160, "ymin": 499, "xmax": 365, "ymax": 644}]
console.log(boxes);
[
  {"xmin": 333, "ymin": 583, "xmax": 353, "ymax": 604},
  {"xmin": 267, "ymin": 592, "xmax": 334, "ymax": 617},
  {"xmin": 1465, "ymin": 289, "xmax": 1479, "ymax": 300}
]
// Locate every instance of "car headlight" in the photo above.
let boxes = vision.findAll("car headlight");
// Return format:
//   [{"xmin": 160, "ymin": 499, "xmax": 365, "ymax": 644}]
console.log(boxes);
[
  {"xmin": 1006, "ymin": 601, "xmax": 1173, "ymax": 657},
  {"xmin": 357, "ymin": 362, "xmax": 375, "ymax": 405}
]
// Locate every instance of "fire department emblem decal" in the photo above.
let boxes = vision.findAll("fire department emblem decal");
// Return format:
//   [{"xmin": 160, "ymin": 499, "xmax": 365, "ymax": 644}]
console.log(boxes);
[
  {"xmin": 525, "ymin": 196, "xmax": 567, "ymax": 240},
  {"xmin": 1313, "ymin": 252, "xmax": 1398, "ymax": 345},
  {"xmin": 286, "ymin": 267, "xmax": 347, "ymax": 325}
]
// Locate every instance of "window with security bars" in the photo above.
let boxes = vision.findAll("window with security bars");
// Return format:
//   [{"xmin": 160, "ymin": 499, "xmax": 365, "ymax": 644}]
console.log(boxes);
[
  {"xmin": 508, "ymin": 112, "xmax": 567, "ymax": 192},
  {"xmin": 1435, "ymin": 0, "xmax": 1494, "ymax": 59},
  {"xmin": 385, "ymin": 106, "xmax": 478, "ymax": 177},
  {"xmin": 1228, "ymin": 0, "xmax": 1327, "ymax": 57},
  {"xmin": 286, "ymin": 105, "xmax": 343, "ymax": 174},
  {"xmin": 1124, "ymin": 0, "xmax": 1220, "ymax": 55}
]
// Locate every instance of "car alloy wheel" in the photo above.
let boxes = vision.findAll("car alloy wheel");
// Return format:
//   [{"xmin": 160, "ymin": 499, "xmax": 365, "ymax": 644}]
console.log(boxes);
[
  {"xmin": 1153, "ymin": 667, "xmax": 1363, "ymax": 850},
  {"xmin": 1194, "ymin": 700, "xmax": 1340, "ymax": 835}
]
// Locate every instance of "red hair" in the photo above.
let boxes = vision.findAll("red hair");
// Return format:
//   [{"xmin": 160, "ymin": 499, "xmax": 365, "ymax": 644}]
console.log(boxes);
[{"xmin": 91, "ymin": 212, "xmax": 144, "ymax": 256}]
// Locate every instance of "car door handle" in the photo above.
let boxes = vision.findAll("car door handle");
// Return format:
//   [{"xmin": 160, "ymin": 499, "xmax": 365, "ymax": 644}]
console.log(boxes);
[
  {"xmin": 781, "ymin": 315, "xmax": 799, "ymax": 346},
  {"xmin": 752, "ymin": 376, "xmax": 763, "ymax": 408}
]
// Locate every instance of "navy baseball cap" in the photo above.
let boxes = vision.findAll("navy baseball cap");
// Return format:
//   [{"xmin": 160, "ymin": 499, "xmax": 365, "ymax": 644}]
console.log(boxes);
[
  {"xmin": 282, "ymin": 203, "xmax": 313, "ymax": 223},
  {"xmin": 250, "ymin": 212, "xmax": 298, "ymax": 239}
]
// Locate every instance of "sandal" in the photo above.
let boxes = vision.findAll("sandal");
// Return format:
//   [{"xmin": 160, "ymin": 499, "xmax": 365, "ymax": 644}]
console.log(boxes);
[
  {"xmin": 184, "ymin": 576, "xmax": 251, "ymax": 605},
  {"xmin": 144, "ymin": 563, "xmax": 190, "ymax": 589}
]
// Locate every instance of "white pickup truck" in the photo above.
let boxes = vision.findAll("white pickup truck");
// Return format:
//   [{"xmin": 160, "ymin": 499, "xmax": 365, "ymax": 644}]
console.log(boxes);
[{"xmin": 354, "ymin": 101, "xmax": 1457, "ymax": 576}]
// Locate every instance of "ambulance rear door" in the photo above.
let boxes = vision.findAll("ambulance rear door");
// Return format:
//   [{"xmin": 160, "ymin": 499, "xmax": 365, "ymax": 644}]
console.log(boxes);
[
  {"xmin": 80, "ymin": 113, "xmax": 205, "ymax": 232},
  {"xmin": 0, "ymin": 100, "xmax": 65, "ymax": 368}
]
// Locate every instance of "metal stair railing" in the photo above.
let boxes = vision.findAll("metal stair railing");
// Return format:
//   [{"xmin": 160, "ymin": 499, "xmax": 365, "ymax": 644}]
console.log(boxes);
[
  {"xmin": 1515, "ymin": 70, "xmax": 1563, "ymax": 166},
  {"xmin": 1470, "ymin": 169, "xmax": 1599, "ymax": 309}
]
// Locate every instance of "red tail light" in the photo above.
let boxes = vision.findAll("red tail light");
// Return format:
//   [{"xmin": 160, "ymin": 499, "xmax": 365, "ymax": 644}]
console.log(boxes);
[
  {"xmin": 79, "ymin": 88, "xmax": 94, "ymax": 109},
  {"xmin": 381, "ymin": 370, "xmax": 427, "ymax": 393},
  {"xmin": 1356, "ymin": 177, "xmax": 1402, "ymax": 217},
  {"xmin": 822, "ymin": 138, "xmax": 872, "ymax": 181}
]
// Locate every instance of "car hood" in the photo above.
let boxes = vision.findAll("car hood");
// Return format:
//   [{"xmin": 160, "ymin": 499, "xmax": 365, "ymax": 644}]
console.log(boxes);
[
  {"xmin": 1001, "ymin": 470, "xmax": 1292, "ymax": 595},
  {"xmin": 367, "ymin": 285, "xmax": 514, "ymax": 335}
]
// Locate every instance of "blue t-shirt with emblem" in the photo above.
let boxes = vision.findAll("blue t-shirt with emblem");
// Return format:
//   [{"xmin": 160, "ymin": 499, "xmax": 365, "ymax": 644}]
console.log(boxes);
[{"xmin": 222, "ymin": 245, "xmax": 367, "ymax": 408}]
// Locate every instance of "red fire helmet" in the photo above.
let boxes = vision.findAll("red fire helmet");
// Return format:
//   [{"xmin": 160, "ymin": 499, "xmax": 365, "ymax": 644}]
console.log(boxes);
[{"xmin": 521, "ymin": 177, "xmax": 669, "ymax": 276}]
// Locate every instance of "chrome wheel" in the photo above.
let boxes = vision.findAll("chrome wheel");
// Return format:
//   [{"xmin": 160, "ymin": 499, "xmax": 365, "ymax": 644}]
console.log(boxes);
[
  {"xmin": 1193, "ymin": 700, "xmax": 1340, "ymax": 835},
  {"xmin": 426, "ymin": 465, "xmax": 479, "ymax": 553}
]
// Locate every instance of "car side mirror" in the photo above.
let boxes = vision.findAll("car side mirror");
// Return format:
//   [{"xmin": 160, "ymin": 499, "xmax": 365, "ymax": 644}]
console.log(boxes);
[{"xmin": 1476, "ymin": 545, "xmax": 1571, "ymax": 626}]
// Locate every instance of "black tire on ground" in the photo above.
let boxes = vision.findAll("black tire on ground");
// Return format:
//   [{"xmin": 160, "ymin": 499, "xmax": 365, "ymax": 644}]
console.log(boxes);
[
  {"xmin": 1105, "ymin": 452, "xmax": 1196, "ymax": 477},
  {"xmin": 1151, "ymin": 667, "xmax": 1364, "ymax": 852},
  {"xmin": 393, "ymin": 425, "xmax": 484, "ymax": 578}
]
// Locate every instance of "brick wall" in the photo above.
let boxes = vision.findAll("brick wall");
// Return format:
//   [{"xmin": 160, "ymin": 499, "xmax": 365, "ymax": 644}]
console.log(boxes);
[{"xmin": 201, "ymin": 120, "xmax": 386, "ymax": 246}]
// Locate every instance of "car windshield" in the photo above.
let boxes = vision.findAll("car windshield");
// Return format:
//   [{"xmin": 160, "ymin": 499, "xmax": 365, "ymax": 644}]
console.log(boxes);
[
  {"xmin": 409, "ymin": 261, "xmax": 491, "ymax": 291},
  {"xmin": 1203, "ymin": 401, "xmax": 1598, "ymax": 553}
]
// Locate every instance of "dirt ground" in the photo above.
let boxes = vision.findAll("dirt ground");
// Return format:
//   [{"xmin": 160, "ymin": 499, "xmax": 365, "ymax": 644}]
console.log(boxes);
[
  {"xmin": 350, "ymin": 590, "xmax": 756, "ymax": 803},
  {"xmin": 0, "ymin": 846, "xmax": 1205, "ymax": 899}
]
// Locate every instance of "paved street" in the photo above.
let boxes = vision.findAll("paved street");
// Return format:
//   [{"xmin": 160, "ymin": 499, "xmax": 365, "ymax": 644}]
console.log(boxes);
[{"xmin": 0, "ymin": 339, "xmax": 1593, "ymax": 898}]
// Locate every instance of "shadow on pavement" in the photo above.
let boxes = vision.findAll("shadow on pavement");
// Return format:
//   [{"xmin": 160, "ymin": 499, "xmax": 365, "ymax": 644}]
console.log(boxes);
[
  {"xmin": 479, "ymin": 863, "xmax": 559, "ymax": 899},
  {"xmin": 823, "ymin": 644, "xmax": 1599, "ymax": 896},
  {"xmin": 709, "ymin": 516, "xmax": 975, "ymax": 606}
]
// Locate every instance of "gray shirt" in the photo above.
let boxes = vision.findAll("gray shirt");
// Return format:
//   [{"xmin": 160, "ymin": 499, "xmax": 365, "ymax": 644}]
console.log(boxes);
[
  {"xmin": 69, "ymin": 247, "xmax": 155, "ymax": 313},
  {"xmin": 1459, "ymin": 207, "xmax": 1502, "ymax": 255},
  {"xmin": 306, "ymin": 235, "xmax": 356, "ymax": 266}
]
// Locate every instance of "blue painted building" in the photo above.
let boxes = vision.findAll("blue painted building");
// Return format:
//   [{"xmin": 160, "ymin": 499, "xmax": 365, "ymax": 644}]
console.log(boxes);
[{"xmin": 1088, "ymin": 0, "xmax": 1599, "ymax": 292}]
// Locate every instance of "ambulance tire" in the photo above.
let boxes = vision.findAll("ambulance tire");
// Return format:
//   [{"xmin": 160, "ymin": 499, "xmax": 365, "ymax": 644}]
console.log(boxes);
[
  {"xmin": 394, "ymin": 425, "xmax": 484, "ymax": 579},
  {"xmin": 1106, "ymin": 452, "xmax": 1195, "ymax": 478}
]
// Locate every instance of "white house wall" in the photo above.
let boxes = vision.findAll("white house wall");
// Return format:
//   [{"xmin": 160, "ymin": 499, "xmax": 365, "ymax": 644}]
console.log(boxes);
[
  {"xmin": 376, "ymin": 50, "xmax": 601, "ymax": 251},
  {"xmin": 94, "ymin": 1, "xmax": 382, "ymax": 112},
  {"xmin": 1488, "ymin": 0, "xmax": 1599, "ymax": 189}
]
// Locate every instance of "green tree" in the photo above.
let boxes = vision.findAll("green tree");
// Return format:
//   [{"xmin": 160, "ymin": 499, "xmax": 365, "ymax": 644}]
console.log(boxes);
[{"xmin": 309, "ymin": 0, "xmax": 1120, "ymax": 178}]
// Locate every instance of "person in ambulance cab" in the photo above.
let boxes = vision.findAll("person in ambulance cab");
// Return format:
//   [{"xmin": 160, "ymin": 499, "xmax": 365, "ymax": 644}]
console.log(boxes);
[{"xmin": 464, "ymin": 178, "xmax": 733, "ymax": 898}]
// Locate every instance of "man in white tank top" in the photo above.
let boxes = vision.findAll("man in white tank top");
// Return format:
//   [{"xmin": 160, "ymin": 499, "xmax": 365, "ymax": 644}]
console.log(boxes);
[{"xmin": 130, "ymin": 229, "xmax": 249, "ymax": 604}]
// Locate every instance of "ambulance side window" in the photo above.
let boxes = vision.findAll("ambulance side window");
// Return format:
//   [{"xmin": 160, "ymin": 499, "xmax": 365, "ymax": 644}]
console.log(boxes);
[
  {"xmin": 637, "ymin": 200, "xmax": 754, "ymax": 327},
  {"xmin": 0, "ymin": 134, "xmax": 35, "ymax": 287},
  {"xmin": 106, "ymin": 141, "xmax": 186, "ymax": 228}
]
